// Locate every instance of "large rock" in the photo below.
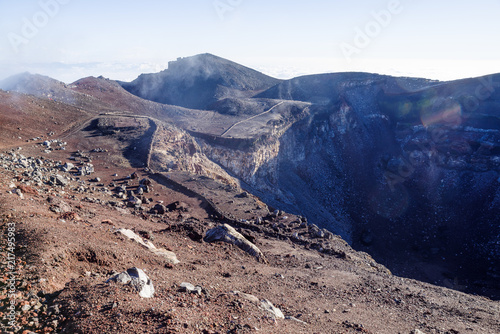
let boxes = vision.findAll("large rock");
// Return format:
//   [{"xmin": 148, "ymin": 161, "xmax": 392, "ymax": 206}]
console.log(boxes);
[
  {"xmin": 152, "ymin": 204, "xmax": 167, "ymax": 214},
  {"xmin": 50, "ymin": 174, "xmax": 69, "ymax": 186},
  {"xmin": 78, "ymin": 163, "xmax": 94, "ymax": 176},
  {"xmin": 127, "ymin": 196, "xmax": 142, "ymax": 207},
  {"xmin": 166, "ymin": 201, "xmax": 189, "ymax": 212},
  {"xmin": 107, "ymin": 267, "xmax": 154, "ymax": 298},
  {"xmin": 60, "ymin": 162, "xmax": 75, "ymax": 172},
  {"xmin": 204, "ymin": 224, "xmax": 266, "ymax": 263},
  {"xmin": 179, "ymin": 282, "xmax": 202, "ymax": 295},
  {"xmin": 260, "ymin": 299, "xmax": 285, "ymax": 319},
  {"xmin": 115, "ymin": 228, "xmax": 180, "ymax": 264}
]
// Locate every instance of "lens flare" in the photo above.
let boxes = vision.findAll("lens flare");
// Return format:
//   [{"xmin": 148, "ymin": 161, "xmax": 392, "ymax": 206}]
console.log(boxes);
[{"xmin": 421, "ymin": 101, "xmax": 462, "ymax": 127}]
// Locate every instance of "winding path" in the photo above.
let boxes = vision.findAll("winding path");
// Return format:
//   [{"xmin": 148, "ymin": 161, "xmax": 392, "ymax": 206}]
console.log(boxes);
[{"xmin": 220, "ymin": 101, "xmax": 284, "ymax": 137}]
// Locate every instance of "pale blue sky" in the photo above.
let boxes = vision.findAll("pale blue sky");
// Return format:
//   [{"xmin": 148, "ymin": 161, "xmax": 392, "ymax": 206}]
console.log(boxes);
[{"xmin": 1, "ymin": 0, "xmax": 499, "ymax": 83}]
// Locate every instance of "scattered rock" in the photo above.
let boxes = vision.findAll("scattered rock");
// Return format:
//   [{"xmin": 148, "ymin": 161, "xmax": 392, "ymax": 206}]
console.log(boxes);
[
  {"xmin": 309, "ymin": 224, "xmax": 326, "ymax": 238},
  {"xmin": 231, "ymin": 291, "xmax": 284, "ymax": 319},
  {"xmin": 14, "ymin": 188, "xmax": 24, "ymax": 199},
  {"xmin": 48, "ymin": 305, "xmax": 60, "ymax": 315},
  {"xmin": 107, "ymin": 267, "xmax": 155, "ymax": 298},
  {"xmin": 18, "ymin": 184, "xmax": 38, "ymax": 195},
  {"xmin": 78, "ymin": 163, "xmax": 94, "ymax": 175},
  {"xmin": 138, "ymin": 230, "xmax": 154, "ymax": 240},
  {"xmin": 179, "ymin": 282, "xmax": 203, "ymax": 295},
  {"xmin": 139, "ymin": 178, "xmax": 151, "ymax": 186},
  {"xmin": 285, "ymin": 315, "xmax": 308, "ymax": 325},
  {"xmin": 238, "ymin": 228, "xmax": 257, "ymax": 244},
  {"xmin": 323, "ymin": 229, "xmax": 334, "ymax": 240},
  {"xmin": 231, "ymin": 291, "xmax": 259, "ymax": 304},
  {"xmin": 47, "ymin": 196, "xmax": 72, "ymax": 213},
  {"xmin": 59, "ymin": 211, "xmax": 81, "ymax": 221},
  {"xmin": 237, "ymin": 192, "xmax": 249, "ymax": 198},
  {"xmin": 116, "ymin": 184, "xmax": 127, "ymax": 196},
  {"xmin": 91, "ymin": 147, "xmax": 107, "ymax": 153},
  {"xmin": 204, "ymin": 224, "xmax": 267, "ymax": 263},
  {"xmin": 411, "ymin": 330, "xmax": 426, "ymax": 334},
  {"xmin": 187, "ymin": 230, "xmax": 204, "ymax": 242},
  {"xmin": 60, "ymin": 162, "xmax": 75, "ymax": 172}
]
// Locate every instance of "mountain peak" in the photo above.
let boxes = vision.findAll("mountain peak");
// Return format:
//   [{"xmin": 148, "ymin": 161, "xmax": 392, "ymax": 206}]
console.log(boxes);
[
  {"xmin": 0, "ymin": 72, "xmax": 68, "ymax": 99},
  {"xmin": 121, "ymin": 54, "xmax": 281, "ymax": 110},
  {"xmin": 0, "ymin": 72, "xmax": 65, "ymax": 91}
]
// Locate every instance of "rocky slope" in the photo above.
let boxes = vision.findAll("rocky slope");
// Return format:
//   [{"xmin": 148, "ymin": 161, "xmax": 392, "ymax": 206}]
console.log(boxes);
[{"xmin": 1, "ymin": 56, "xmax": 499, "ymax": 305}]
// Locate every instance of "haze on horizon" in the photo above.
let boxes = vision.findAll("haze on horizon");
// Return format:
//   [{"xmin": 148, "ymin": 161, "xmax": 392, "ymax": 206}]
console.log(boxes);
[{"xmin": 0, "ymin": 0, "xmax": 499, "ymax": 83}]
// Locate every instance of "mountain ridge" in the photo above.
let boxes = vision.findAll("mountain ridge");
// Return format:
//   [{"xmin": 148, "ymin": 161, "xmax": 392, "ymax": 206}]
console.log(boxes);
[{"xmin": 119, "ymin": 53, "xmax": 282, "ymax": 110}]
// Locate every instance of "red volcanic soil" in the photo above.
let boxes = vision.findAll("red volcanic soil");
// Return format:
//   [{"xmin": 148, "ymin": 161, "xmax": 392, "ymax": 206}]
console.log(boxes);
[{"xmin": 0, "ymin": 90, "xmax": 91, "ymax": 149}]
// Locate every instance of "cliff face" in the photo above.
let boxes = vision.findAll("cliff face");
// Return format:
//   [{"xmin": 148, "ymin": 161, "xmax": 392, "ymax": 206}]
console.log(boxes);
[
  {"xmin": 200, "ymin": 139, "xmax": 280, "ymax": 190},
  {"xmin": 271, "ymin": 103, "xmax": 397, "ymax": 241},
  {"xmin": 149, "ymin": 122, "xmax": 240, "ymax": 188}
]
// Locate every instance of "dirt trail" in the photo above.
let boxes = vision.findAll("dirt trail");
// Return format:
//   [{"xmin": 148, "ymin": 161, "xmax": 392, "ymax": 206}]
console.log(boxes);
[{"xmin": 221, "ymin": 101, "xmax": 284, "ymax": 137}]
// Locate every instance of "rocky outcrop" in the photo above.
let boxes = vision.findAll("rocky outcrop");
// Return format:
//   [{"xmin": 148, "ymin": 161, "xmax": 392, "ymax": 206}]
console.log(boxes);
[
  {"xmin": 230, "ymin": 291, "xmax": 284, "ymax": 320},
  {"xmin": 199, "ymin": 139, "xmax": 280, "ymax": 191},
  {"xmin": 196, "ymin": 102, "xmax": 310, "ymax": 196},
  {"xmin": 204, "ymin": 224, "xmax": 267, "ymax": 263},
  {"xmin": 149, "ymin": 122, "xmax": 240, "ymax": 188},
  {"xmin": 115, "ymin": 228, "xmax": 180, "ymax": 265}
]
